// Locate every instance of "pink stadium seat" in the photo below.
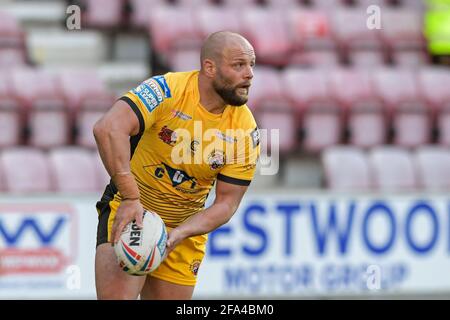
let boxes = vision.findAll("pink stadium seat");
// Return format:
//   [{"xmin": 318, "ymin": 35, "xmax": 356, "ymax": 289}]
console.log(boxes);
[
  {"xmin": 369, "ymin": 146, "xmax": 417, "ymax": 191},
  {"xmin": 49, "ymin": 147, "xmax": 98, "ymax": 193},
  {"xmin": 415, "ymin": 146, "xmax": 450, "ymax": 190},
  {"xmin": 322, "ymin": 146, "xmax": 371, "ymax": 191},
  {"xmin": 58, "ymin": 69, "xmax": 115, "ymax": 111},
  {"xmin": 84, "ymin": 0, "xmax": 124, "ymax": 28},
  {"xmin": 282, "ymin": 67, "xmax": 331, "ymax": 109},
  {"xmin": 0, "ymin": 147, "xmax": 52, "ymax": 193},
  {"xmin": 380, "ymin": 8, "xmax": 424, "ymax": 51},
  {"xmin": 92, "ymin": 151, "xmax": 111, "ymax": 191},
  {"xmin": 302, "ymin": 104, "xmax": 342, "ymax": 152},
  {"xmin": 328, "ymin": 68, "xmax": 374, "ymax": 107},
  {"xmin": 391, "ymin": 50, "xmax": 428, "ymax": 67},
  {"xmin": 248, "ymin": 67, "xmax": 287, "ymax": 111},
  {"xmin": 354, "ymin": 0, "xmax": 385, "ymax": 7},
  {"xmin": 282, "ymin": 67, "xmax": 339, "ymax": 152},
  {"xmin": 240, "ymin": 8, "xmax": 292, "ymax": 66},
  {"xmin": 222, "ymin": 0, "xmax": 259, "ymax": 6},
  {"xmin": 195, "ymin": 5, "xmax": 242, "ymax": 38},
  {"xmin": 255, "ymin": 109, "xmax": 298, "ymax": 153},
  {"xmin": 372, "ymin": 68, "xmax": 430, "ymax": 148},
  {"xmin": 178, "ymin": 0, "xmax": 212, "ymax": 6},
  {"xmin": 331, "ymin": 7, "xmax": 382, "ymax": 50},
  {"xmin": 266, "ymin": 0, "xmax": 302, "ymax": 6},
  {"xmin": 285, "ymin": 7, "xmax": 334, "ymax": 51},
  {"xmin": 0, "ymin": 11, "xmax": 25, "ymax": 49},
  {"xmin": 169, "ymin": 48, "xmax": 200, "ymax": 72},
  {"xmin": 348, "ymin": 101, "xmax": 387, "ymax": 148},
  {"xmin": 0, "ymin": 48, "xmax": 26, "ymax": 67},
  {"xmin": 418, "ymin": 67, "xmax": 450, "ymax": 112},
  {"xmin": 289, "ymin": 49, "xmax": 339, "ymax": 67},
  {"xmin": 11, "ymin": 68, "xmax": 69, "ymax": 148},
  {"xmin": 349, "ymin": 50, "xmax": 385, "ymax": 67},
  {"xmin": 148, "ymin": 5, "xmax": 202, "ymax": 54},
  {"xmin": 392, "ymin": 101, "xmax": 430, "ymax": 148},
  {"xmin": 0, "ymin": 74, "xmax": 21, "ymax": 147},
  {"xmin": 128, "ymin": 0, "xmax": 167, "ymax": 29},
  {"xmin": 331, "ymin": 7, "xmax": 383, "ymax": 65},
  {"xmin": 372, "ymin": 67, "xmax": 420, "ymax": 109},
  {"xmin": 75, "ymin": 110, "xmax": 104, "ymax": 148},
  {"xmin": 437, "ymin": 106, "xmax": 450, "ymax": 147}
]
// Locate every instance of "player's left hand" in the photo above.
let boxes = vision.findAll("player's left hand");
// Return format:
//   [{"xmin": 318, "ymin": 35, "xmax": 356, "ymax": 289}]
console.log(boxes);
[{"xmin": 165, "ymin": 228, "xmax": 186, "ymax": 255}]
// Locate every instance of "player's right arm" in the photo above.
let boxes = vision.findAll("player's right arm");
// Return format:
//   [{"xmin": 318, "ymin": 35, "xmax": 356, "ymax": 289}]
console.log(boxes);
[{"xmin": 93, "ymin": 99, "xmax": 144, "ymax": 244}]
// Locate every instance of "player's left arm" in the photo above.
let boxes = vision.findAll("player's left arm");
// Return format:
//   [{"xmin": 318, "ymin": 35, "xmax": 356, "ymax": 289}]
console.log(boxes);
[{"xmin": 166, "ymin": 179, "xmax": 248, "ymax": 253}]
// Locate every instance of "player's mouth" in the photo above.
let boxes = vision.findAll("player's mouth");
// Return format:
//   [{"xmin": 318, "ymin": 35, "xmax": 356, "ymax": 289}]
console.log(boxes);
[{"xmin": 237, "ymin": 83, "xmax": 251, "ymax": 95}]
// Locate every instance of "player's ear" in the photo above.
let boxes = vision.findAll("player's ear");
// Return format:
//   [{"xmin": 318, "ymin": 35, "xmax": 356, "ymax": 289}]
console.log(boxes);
[{"xmin": 202, "ymin": 58, "xmax": 216, "ymax": 78}]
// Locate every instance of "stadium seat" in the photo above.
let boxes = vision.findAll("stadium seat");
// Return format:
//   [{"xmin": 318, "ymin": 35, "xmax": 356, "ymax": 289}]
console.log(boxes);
[
  {"xmin": 221, "ymin": 0, "xmax": 260, "ymax": 7},
  {"xmin": 369, "ymin": 146, "xmax": 417, "ymax": 191},
  {"xmin": 49, "ymin": 147, "xmax": 98, "ymax": 193},
  {"xmin": 392, "ymin": 101, "xmax": 431, "ymax": 148},
  {"xmin": 240, "ymin": 7, "xmax": 292, "ymax": 66},
  {"xmin": 255, "ymin": 109, "xmax": 298, "ymax": 153},
  {"xmin": 372, "ymin": 68, "xmax": 430, "ymax": 147},
  {"xmin": 282, "ymin": 67, "xmax": 340, "ymax": 152},
  {"xmin": 348, "ymin": 101, "xmax": 387, "ymax": 148},
  {"xmin": 11, "ymin": 68, "xmax": 69, "ymax": 148},
  {"xmin": 0, "ymin": 48, "xmax": 26, "ymax": 67},
  {"xmin": 195, "ymin": 5, "xmax": 242, "ymax": 39},
  {"xmin": 302, "ymin": 105, "xmax": 343, "ymax": 152},
  {"xmin": 331, "ymin": 7, "xmax": 382, "ymax": 64},
  {"xmin": 417, "ymin": 66, "xmax": 450, "ymax": 113},
  {"xmin": 322, "ymin": 146, "xmax": 371, "ymax": 191},
  {"xmin": 328, "ymin": 68, "xmax": 374, "ymax": 107},
  {"xmin": 168, "ymin": 48, "xmax": 200, "ymax": 72},
  {"xmin": 415, "ymin": 146, "xmax": 450, "ymax": 190},
  {"xmin": 380, "ymin": 8, "xmax": 424, "ymax": 51},
  {"xmin": 148, "ymin": 5, "xmax": 202, "ymax": 55},
  {"xmin": 75, "ymin": 109, "xmax": 104, "ymax": 148},
  {"xmin": 92, "ymin": 151, "xmax": 111, "ymax": 191},
  {"xmin": 348, "ymin": 50, "xmax": 385, "ymax": 67},
  {"xmin": 437, "ymin": 106, "xmax": 450, "ymax": 147},
  {"xmin": 0, "ymin": 11, "xmax": 25, "ymax": 49},
  {"xmin": 58, "ymin": 69, "xmax": 115, "ymax": 111},
  {"xmin": 128, "ymin": 0, "xmax": 167, "ymax": 29},
  {"xmin": 285, "ymin": 7, "xmax": 335, "ymax": 51},
  {"xmin": 0, "ymin": 74, "xmax": 21, "ymax": 147},
  {"xmin": 248, "ymin": 67, "xmax": 287, "ymax": 111},
  {"xmin": 266, "ymin": 0, "xmax": 303, "ymax": 6},
  {"xmin": 0, "ymin": 147, "xmax": 52, "ymax": 193},
  {"xmin": 83, "ymin": 0, "xmax": 124, "ymax": 28},
  {"xmin": 372, "ymin": 67, "xmax": 420, "ymax": 110},
  {"xmin": 282, "ymin": 67, "xmax": 331, "ymax": 109},
  {"xmin": 391, "ymin": 50, "xmax": 428, "ymax": 67}
]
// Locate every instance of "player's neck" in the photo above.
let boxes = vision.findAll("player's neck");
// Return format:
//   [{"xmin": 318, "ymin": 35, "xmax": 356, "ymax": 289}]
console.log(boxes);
[{"xmin": 198, "ymin": 72, "xmax": 226, "ymax": 114}]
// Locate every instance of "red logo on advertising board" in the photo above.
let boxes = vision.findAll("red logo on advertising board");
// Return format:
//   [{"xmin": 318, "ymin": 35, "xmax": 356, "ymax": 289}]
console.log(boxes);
[{"xmin": 0, "ymin": 204, "xmax": 77, "ymax": 275}]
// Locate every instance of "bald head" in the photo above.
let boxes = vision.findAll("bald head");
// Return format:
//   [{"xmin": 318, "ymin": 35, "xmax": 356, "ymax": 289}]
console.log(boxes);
[{"xmin": 200, "ymin": 31, "xmax": 253, "ymax": 67}]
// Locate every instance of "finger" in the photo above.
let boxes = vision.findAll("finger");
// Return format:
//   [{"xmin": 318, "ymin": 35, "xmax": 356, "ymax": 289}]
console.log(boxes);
[
  {"xmin": 112, "ymin": 220, "xmax": 125, "ymax": 244},
  {"xmin": 135, "ymin": 210, "xmax": 144, "ymax": 229}
]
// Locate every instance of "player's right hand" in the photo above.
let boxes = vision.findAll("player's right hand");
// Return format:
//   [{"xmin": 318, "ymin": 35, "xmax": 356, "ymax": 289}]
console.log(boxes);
[{"xmin": 111, "ymin": 199, "xmax": 144, "ymax": 244}]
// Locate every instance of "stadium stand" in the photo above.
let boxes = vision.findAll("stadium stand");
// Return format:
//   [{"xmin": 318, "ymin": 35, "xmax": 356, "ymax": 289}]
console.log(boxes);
[{"xmin": 0, "ymin": 0, "xmax": 448, "ymax": 193}]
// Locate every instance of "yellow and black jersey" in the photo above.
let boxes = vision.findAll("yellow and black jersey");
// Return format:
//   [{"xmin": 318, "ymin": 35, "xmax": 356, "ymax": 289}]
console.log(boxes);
[{"xmin": 97, "ymin": 70, "xmax": 260, "ymax": 228}]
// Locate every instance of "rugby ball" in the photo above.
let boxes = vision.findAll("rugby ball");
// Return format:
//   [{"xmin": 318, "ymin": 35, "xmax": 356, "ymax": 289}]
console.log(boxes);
[{"xmin": 114, "ymin": 210, "xmax": 168, "ymax": 276}]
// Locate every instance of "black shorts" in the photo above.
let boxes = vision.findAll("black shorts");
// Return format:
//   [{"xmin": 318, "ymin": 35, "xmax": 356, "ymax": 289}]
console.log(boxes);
[{"xmin": 95, "ymin": 182, "xmax": 117, "ymax": 248}]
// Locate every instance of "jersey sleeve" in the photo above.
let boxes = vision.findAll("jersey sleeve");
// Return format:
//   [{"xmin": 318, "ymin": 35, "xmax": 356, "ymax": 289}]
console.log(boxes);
[
  {"xmin": 218, "ymin": 125, "xmax": 260, "ymax": 186},
  {"xmin": 119, "ymin": 74, "xmax": 172, "ymax": 134}
]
